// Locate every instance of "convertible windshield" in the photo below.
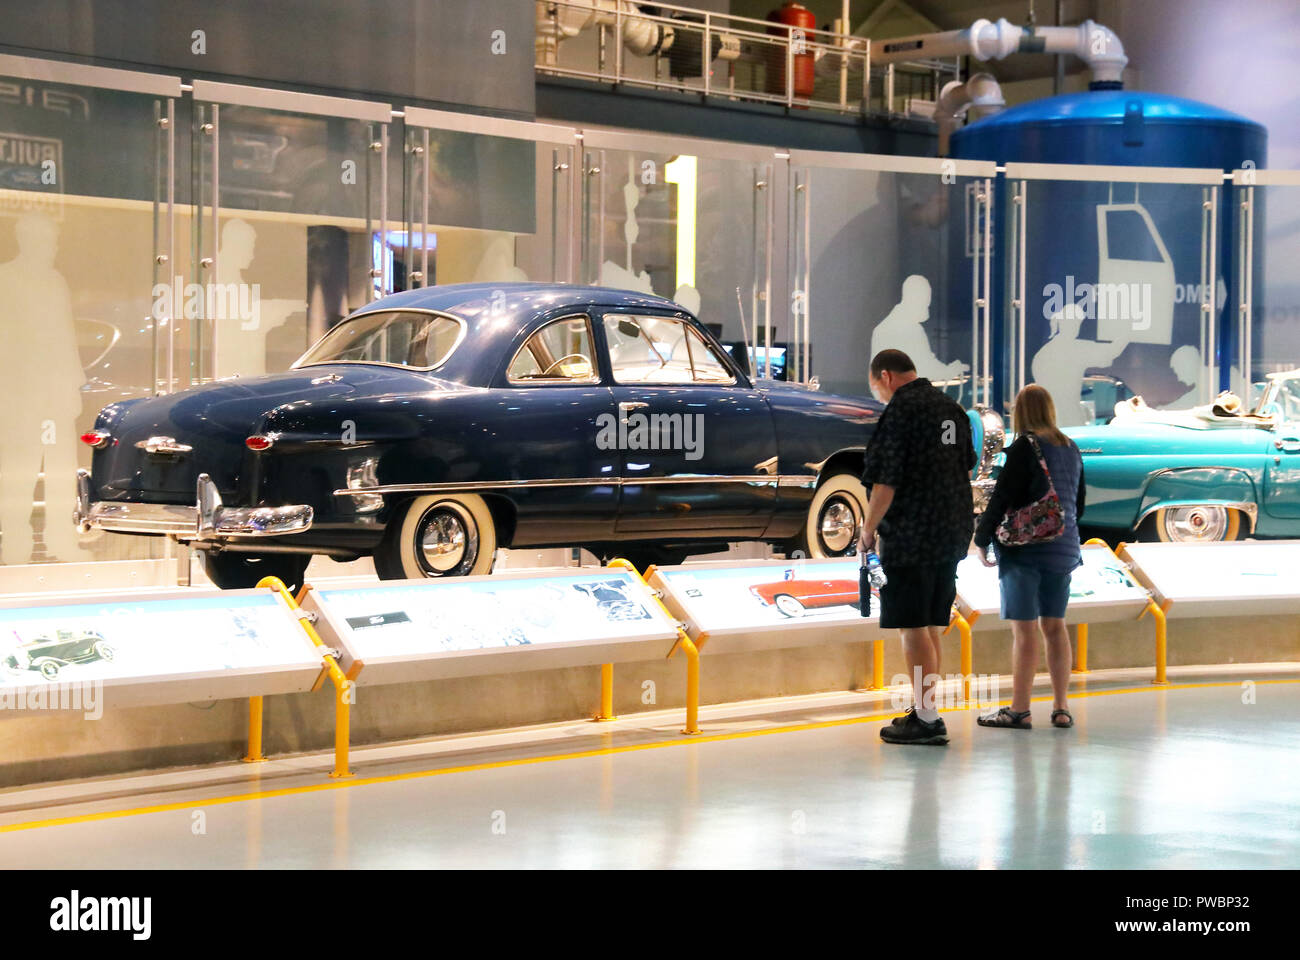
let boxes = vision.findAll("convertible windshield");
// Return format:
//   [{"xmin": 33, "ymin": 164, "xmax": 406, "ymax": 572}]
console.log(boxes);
[
  {"xmin": 296, "ymin": 310, "xmax": 463, "ymax": 369},
  {"xmin": 1262, "ymin": 374, "xmax": 1300, "ymax": 421}
]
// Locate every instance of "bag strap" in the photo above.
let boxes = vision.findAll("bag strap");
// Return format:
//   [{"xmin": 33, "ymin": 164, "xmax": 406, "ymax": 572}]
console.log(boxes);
[{"xmin": 1024, "ymin": 433, "xmax": 1059, "ymax": 497}]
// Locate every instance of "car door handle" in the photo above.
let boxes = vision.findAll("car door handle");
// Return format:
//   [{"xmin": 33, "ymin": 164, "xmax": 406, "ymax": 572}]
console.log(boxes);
[
  {"xmin": 1277, "ymin": 437, "xmax": 1300, "ymax": 453},
  {"xmin": 619, "ymin": 401, "xmax": 648, "ymax": 424}
]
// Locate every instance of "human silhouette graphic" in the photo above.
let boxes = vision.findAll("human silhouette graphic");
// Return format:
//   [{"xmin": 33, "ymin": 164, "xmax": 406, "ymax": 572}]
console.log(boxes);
[
  {"xmin": 1163, "ymin": 344, "xmax": 1203, "ymax": 410},
  {"xmin": 0, "ymin": 214, "xmax": 84, "ymax": 564},
  {"xmin": 212, "ymin": 218, "xmax": 304, "ymax": 379},
  {"xmin": 870, "ymin": 275, "xmax": 969, "ymax": 385},
  {"xmin": 1031, "ymin": 303, "xmax": 1128, "ymax": 428}
]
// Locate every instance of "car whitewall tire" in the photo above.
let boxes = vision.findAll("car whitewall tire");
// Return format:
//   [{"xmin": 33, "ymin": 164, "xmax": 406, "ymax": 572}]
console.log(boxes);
[
  {"xmin": 378, "ymin": 494, "xmax": 497, "ymax": 579},
  {"xmin": 794, "ymin": 473, "xmax": 867, "ymax": 559},
  {"xmin": 1152, "ymin": 505, "xmax": 1245, "ymax": 543}
]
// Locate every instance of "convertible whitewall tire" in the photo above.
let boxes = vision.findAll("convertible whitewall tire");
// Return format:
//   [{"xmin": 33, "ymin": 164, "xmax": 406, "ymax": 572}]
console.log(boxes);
[
  {"xmin": 794, "ymin": 473, "xmax": 868, "ymax": 559},
  {"xmin": 377, "ymin": 494, "xmax": 498, "ymax": 579}
]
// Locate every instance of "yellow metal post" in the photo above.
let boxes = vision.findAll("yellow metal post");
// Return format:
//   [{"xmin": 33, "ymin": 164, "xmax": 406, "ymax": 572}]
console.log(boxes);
[
  {"xmin": 678, "ymin": 633, "xmax": 701, "ymax": 736},
  {"xmin": 870, "ymin": 638, "xmax": 884, "ymax": 690},
  {"xmin": 259, "ymin": 576, "xmax": 354, "ymax": 779},
  {"xmin": 242, "ymin": 695, "xmax": 267, "ymax": 763},
  {"xmin": 944, "ymin": 609, "xmax": 974, "ymax": 703},
  {"xmin": 595, "ymin": 662, "xmax": 616, "ymax": 721},
  {"xmin": 1139, "ymin": 598, "xmax": 1170, "ymax": 685},
  {"xmin": 608, "ymin": 556, "xmax": 702, "ymax": 736},
  {"xmin": 1074, "ymin": 622, "xmax": 1089, "ymax": 673}
]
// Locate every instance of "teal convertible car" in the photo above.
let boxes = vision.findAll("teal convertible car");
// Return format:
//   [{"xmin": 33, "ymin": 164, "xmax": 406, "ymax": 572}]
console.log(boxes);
[{"xmin": 1061, "ymin": 369, "xmax": 1300, "ymax": 542}]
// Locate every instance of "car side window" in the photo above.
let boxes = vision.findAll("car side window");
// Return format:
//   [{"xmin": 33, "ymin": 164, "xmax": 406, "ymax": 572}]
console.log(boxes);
[
  {"xmin": 603, "ymin": 315, "xmax": 735, "ymax": 385},
  {"xmin": 507, "ymin": 315, "xmax": 598, "ymax": 384}
]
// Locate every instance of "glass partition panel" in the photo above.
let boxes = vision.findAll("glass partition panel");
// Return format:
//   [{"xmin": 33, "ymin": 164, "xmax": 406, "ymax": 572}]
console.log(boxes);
[
  {"xmin": 191, "ymin": 87, "xmax": 388, "ymax": 383},
  {"xmin": 1238, "ymin": 176, "xmax": 1300, "ymax": 392},
  {"xmin": 0, "ymin": 63, "xmax": 179, "ymax": 567},
  {"xmin": 1007, "ymin": 168, "xmax": 1223, "ymax": 425},
  {"xmin": 400, "ymin": 111, "xmax": 577, "ymax": 293},
  {"xmin": 580, "ymin": 133, "xmax": 773, "ymax": 375},
  {"xmin": 790, "ymin": 154, "xmax": 993, "ymax": 404}
]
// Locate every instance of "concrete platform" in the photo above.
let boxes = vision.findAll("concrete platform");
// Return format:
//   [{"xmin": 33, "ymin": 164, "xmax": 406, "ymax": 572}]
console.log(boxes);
[{"xmin": 1, "ymin": 664, "xmax": 1296, "ymax": 869}]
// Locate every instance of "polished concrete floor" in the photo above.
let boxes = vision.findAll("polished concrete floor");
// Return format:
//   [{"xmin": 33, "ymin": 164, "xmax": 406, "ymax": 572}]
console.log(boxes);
[{"xmin": 1, "ymin": 675, "xmax": 1298, "ymax": 869}]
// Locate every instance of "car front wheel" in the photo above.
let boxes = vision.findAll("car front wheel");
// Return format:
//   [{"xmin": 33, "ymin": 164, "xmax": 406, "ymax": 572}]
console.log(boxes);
[
  {"xmin": 774, "ymin": 594, "xmax": 806, "ymax": 618},
  {"xmin": 789, "ymin": 472, "xmax": 867, "ymax": 558},
  {"xmin": 374, "ymin": 494, "xmax": 497, "ymax": 580}
]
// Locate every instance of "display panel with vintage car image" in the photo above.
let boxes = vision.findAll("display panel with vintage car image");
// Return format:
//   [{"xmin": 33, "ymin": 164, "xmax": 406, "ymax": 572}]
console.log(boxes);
[{"xmin": 74, "ymin": 283, "xmax": 885, "ymax": 587}]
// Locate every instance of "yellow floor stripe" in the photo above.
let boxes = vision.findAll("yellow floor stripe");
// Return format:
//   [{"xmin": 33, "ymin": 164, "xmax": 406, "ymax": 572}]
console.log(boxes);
[{"xmin": 1, "ymin": 677, "xmax": 1295, "ymax": 835}]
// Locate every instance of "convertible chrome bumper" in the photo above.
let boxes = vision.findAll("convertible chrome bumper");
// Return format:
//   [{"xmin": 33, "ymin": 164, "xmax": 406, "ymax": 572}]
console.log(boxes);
[{"xmin": 74, "ymin": 470, "xmax": 313, "ymax": 540}]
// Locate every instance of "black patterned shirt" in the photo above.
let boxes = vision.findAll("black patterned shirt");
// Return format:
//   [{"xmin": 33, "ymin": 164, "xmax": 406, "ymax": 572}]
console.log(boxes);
[{"xmin": 860, "ymin": 378, "xmax": 976, "ymax": 565}]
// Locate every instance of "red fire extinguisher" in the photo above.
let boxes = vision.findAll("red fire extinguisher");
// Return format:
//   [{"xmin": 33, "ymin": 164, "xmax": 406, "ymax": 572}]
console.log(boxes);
[{"xmin": 766, "ymin": 2, "xmax": 816, "ymax": 99}]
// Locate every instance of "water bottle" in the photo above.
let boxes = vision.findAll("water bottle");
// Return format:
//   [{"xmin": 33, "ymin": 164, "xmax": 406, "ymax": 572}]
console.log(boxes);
[{"xmin": 864, "ymin": 551, "xmax": 888, "ymax": 589}]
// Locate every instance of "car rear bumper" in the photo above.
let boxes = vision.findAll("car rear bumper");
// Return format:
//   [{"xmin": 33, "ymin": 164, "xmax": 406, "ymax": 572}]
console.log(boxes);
[{"xmin": 74, "ymin": 469, "xmax": 313, "ymax": 540}]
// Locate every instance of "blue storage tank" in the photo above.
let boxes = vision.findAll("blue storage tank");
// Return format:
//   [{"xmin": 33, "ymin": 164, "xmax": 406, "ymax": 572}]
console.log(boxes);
[{"xmin": 950, "ymin": 90, "xmax": 1266, "ymax": 415}]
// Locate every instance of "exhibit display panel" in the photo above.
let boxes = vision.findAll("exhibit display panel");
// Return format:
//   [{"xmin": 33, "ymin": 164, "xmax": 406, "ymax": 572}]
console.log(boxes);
[
  {"xmin": 648, "ymin": 557, "xmax": 880, "ymax": 654},
  {"xmin": 956, "ymin": 542, "xmax": 1151, "ymax": 628},
  {"xmin": 0, "ymin": 56, "xmax": 183, "ymax": 569},
  {"xmin": 579, "ymin": 129, "xmax": 778, "ymax": 378},
  {"xmin": 0, "ymin": 586, "xmax": 322, "ymax": 714},
  {"xmin": 786, "ymin": 152, "xmax": 996, "ymax": 403},
  {"xmin": 401, "ymin": 108, "xmax": 578, "ymax": 290},
  {"xmin": 1119, "ymin": 540, "xmax": 1300, "ymax": 618},
  {"xmin": 302, "ymin": 568, "xmax": 681, "ymax": 684},
  {"xmin": 1003, "ymin": 164, "xmax": 1226, "ymax": 423}
]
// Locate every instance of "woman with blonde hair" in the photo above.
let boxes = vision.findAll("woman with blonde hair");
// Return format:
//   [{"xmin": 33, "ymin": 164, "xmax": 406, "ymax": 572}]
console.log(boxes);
[{"xmin": 973, "ymin": 384, "xmax": 1086, "ymax": 729}]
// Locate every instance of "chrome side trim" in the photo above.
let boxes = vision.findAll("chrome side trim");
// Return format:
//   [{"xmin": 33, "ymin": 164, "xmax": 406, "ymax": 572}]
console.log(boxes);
[
  {"xmin": 332, "ymin": 474, "xmax": 819, "ymax": 497},
  {"xmin": 1134, "ymin": 499, "xmax": 1258, "ymax": 533}
]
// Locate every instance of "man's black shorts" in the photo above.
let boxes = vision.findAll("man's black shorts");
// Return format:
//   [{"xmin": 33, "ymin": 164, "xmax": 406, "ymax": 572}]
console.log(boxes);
[{"xmin": 878, "ymin": 559, "xmax": 960, "ymax": 629}]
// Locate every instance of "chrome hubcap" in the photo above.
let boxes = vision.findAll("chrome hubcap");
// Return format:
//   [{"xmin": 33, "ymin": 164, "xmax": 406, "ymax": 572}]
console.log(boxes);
[
  {"xmin": 1163, "ymin": 505, "xmax": 1228, "ymax": 542},
  {"xmin": 819, "ymin": 498, "xmax": 858, "ymax": 553},
  {"xmin": 417, "ymin": 504, "xmax": 479, "ymax": 575}
]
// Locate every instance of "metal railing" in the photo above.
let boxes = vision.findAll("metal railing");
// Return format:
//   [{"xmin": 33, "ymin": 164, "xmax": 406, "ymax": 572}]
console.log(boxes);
[{"xmin": 536, "ymin": 0, "xmax": 873, "ymax": 114}]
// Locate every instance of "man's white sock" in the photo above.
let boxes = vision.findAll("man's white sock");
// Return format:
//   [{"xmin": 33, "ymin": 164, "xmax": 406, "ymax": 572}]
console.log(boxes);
[{"xmin": 915, "ymin": 705, "xmax": 940, "ymax": 724}]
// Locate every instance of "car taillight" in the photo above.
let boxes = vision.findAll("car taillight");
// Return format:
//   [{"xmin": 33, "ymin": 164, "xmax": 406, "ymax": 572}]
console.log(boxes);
[
  {"xmin": 245, "ymin": 435, "xmax": 274, "ymax": 452},
  {"xmin": 80, "ymin": 430, "xmax": 110, "ymax": 448}
]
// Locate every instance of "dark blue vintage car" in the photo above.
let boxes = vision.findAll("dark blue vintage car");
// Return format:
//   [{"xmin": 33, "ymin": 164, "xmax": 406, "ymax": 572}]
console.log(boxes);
[{"xmin": 74, "ymin": 283, "xmax": 881, "ymax": 588}]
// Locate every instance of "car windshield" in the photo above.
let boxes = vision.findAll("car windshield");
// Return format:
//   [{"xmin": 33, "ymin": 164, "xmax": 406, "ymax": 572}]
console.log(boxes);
[
  {"xmin": 1262, "ymin": 374, "xmax": 1300, "ymax": 421},
  {"xmin": 296, "ymin": 310, "xmax": 463, "ymax": 369}
]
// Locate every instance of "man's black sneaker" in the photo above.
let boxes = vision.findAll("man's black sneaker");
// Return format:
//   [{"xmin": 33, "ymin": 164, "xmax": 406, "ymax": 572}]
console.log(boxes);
[{"xmin": 880, "ymin": 710, "xmax": 948, "ymax": 745}]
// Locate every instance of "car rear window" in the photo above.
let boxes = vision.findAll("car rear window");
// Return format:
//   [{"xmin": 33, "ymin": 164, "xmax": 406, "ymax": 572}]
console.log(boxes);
[{"xmin": 296, "ymin": 310, "xmax": 463, "ymax": 370}]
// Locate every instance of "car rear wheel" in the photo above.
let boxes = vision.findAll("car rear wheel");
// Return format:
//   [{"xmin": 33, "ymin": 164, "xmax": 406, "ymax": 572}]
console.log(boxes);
[
  {"xmin": 1149, "ymin": 505, "xmax": 1248, "ymax": 543},
  {"xmin": 200, "ymin": 551, "xmax": 311, "ymax": 591},
  {"xmin": 37, "ymin": 661, "xmax": 60, "ymax": 681},
  {"xmin": 774, "ymin": 594, "xmax": 806, "ymax": 618},
  {"xmin": 789, "ymin": 473, "xmax": 867, "ymax": 559},
  {"xmin": 374, "ymin": 494, "xmax": 497, "ymax": 580},
  {"xmin": 92, "ymin": 641, "xmax": 115, "ymax": 662}
]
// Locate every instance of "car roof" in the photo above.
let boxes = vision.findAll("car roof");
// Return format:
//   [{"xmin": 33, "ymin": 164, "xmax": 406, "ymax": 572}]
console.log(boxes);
[{"xmin": 349, "ymin": 282, "xmax": 688, "ymax": 320}]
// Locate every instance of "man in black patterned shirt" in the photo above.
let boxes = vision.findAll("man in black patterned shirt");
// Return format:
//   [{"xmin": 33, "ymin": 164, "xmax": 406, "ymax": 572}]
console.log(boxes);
[{"xmin": 860, "ymin": 349, "xmax": 975, "ymax": 745}]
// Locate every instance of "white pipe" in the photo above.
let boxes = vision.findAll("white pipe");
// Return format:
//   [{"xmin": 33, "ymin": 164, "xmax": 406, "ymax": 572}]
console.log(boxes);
[
  {"xmin": 872, "ymin": 17, "xmax": 1127, "ymax": 87},
  {"xmin": 536, "ymin": 1, "xmax": 676, "ymax": 66},
  {"xmin": 935, "ymin": 72, "xmax": 1005, "ymax": 156}
]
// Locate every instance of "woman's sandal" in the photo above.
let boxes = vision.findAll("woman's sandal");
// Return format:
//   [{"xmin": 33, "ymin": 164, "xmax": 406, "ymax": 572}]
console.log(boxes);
[
  {"xmin": 977, "ymin": 706, "xmax": 1032, "ymax": 729},
  {"xmin": 1051, "ymin": 709, "xmax": 1074, "ymax": 728}
]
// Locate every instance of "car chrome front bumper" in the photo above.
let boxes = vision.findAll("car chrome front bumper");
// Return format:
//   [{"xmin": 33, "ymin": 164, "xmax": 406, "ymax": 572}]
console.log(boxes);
[{"xmin": 74, "ymin": 470, "xmax": 313, "ymax": 540}]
